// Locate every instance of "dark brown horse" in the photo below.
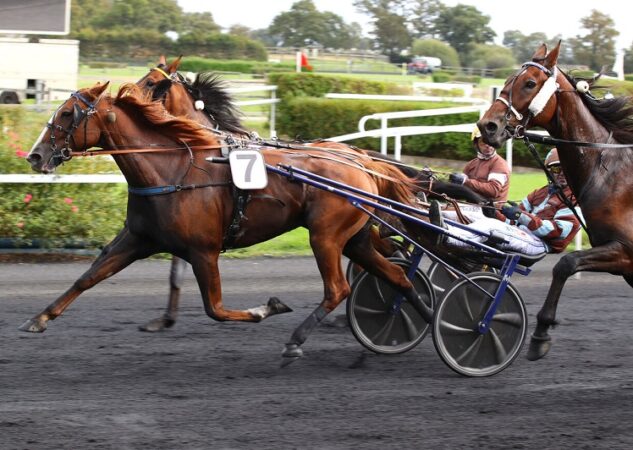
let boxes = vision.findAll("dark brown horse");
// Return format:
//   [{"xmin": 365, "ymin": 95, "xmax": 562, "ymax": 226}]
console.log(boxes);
[
  {"xmin": 132, "ymin": 56, "xmax": 489, "ymax": 331},
  {"xmin": 478, "ymin": 41, "xmax": 633, "ymax": 360},
  {"xmin": 23, "ymin": 82, "xmax": 434, "ymax": 361}
]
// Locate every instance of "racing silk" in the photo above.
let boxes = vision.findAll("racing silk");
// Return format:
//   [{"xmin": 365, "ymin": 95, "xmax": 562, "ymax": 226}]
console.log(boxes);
[
  {"xmin": 462, "ymin": 153, "xmax": 511, "ymax": 203},
  {"xmin": 501, "ymin": 185, "xmax": 582, "ymax": 253}
]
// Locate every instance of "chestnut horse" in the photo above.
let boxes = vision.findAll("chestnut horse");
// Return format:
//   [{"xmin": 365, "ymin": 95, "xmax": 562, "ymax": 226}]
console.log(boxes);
[
  {"xmin": 23, "ymin": 82, "xmax": 434, "ymax": 362},
  {"xmin": 478, "ymin": 41, "xmax": 633, "ymax": 360},
  {"xmin": 133, "ymin": 56, "xmax": 488, "ymax": 331}
]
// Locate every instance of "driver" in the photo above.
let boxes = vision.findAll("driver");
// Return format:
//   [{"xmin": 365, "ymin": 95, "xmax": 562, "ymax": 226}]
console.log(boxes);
[
  {"xmin": 431, "ymin": 148, "xmax": 582, "ymax": 255},
  {"xmin": 448, "ymin": 127, "xmax": 511, "ymax": 205}
]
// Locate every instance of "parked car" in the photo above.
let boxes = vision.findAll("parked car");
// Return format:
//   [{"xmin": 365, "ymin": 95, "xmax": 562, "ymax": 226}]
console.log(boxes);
[{"xmin": 407, "ymin": 56, "xmax": 442, "ymax": 74}]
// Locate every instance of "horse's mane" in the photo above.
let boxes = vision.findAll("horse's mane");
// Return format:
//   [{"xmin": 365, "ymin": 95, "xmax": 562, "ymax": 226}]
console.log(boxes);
[
  {"xmin": 561, "ymin": 69, "xmax": 633, "ymax": 143},
  {"xmin": 188, "ymin": 72, "xmax": 248, "ymax": 135},
  {"xmin": 115, "ymin": 83, "xmax": 215, "ymax": 145}
]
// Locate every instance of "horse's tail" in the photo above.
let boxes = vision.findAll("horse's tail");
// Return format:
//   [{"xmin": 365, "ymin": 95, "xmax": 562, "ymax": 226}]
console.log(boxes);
[{"xmin": 364, "ymin": 159, "xmax": 419, "ymax": 207}]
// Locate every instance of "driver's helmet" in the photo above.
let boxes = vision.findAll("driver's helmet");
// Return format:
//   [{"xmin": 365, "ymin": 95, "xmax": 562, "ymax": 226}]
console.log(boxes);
[{"xmin": 544, "ymin": 148, "xmax": 560, "ymax": 167}]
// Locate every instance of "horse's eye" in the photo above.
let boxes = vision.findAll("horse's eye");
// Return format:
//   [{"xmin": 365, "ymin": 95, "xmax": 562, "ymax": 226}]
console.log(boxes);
[
  {"xmin": 525, "ymin": 80, "xmax": 537, "ymax": 89},
  {"xmin": 61, "ymin": 110, "xmax": 72, "ymax": 117},
  {"xmin": 146, "ymin": 80, "xmax": 155, "ymax": 88}
]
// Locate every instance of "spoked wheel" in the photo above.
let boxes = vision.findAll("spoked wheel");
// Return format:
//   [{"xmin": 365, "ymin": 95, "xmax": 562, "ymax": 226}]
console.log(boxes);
[
  {"xmin": 432, "ymin": 272, "xmax": 527, "ymax": 377},
  {"xmin": 345, "ymin": 237, "xmax": 412, "ymax": 286},
  {"xmin": 347, "ymin": 257, "xmax": 435, "ymax": 354},
  {"xmin": 427, "ymin": 261, "xmax": 498, "ymax": 297}
]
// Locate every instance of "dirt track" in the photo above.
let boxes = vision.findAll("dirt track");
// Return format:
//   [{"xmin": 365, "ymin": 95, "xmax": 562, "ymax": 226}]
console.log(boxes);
[{"xmin": 2, "ymin": 255, "xmax": 633, "ymax": 449}]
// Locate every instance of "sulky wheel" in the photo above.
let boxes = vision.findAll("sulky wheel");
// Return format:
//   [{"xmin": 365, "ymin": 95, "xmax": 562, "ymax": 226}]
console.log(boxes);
[
  {"xmin": 427, "ymin": 261, "xmax": 498, "ymax": 297},
  {"xmin": 347, "ymin": 257, "xmax": 435, "ymax": 354},
  {"xmin": 432, "ymin": 272, "xmax": 527, "ymax": 377}
]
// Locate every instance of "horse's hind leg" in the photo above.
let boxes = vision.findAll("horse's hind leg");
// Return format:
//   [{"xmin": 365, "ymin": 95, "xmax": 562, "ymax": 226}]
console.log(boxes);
[
  {"xmin": 188, "ymin": 249, "xmax": 292, "ymax": 323},
  {"xmin": 19, "ymin": 227, "xmax": 157, "ymax": 333},
  {"xmin": 139, "ymin": 256, "xmax": 187, "ymax": 332},
  {"xmin": 528, "ymin": 241, "xmax": 633, "ymax": 361}
]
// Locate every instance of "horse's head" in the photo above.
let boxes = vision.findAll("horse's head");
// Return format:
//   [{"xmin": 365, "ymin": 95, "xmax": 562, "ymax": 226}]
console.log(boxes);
[
  {"xmin": 137, "ymin": 56, "xmax": 191, "ymax": 114},
  {"xmin": 27, "ymin": 82, "xmax": 110, "ymax": 174},
  {"xmin": 478, "ymin": 42, "xmax": 562, "ymax": 147},
  {"xmin": 137, "ymin": 56, "xmax": 246, "ymax": 135}
]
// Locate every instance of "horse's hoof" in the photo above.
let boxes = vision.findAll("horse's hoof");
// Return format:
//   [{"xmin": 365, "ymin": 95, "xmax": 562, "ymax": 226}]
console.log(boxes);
[
  {"xmin": 267, "ymin": 297, "xmax": 293, "ymax": 315},
  {"xmin": 280, "ymin": 343, "xmax": 303, "ymax": 367},
  {"xmin": 526, "ymin": 334, "xmax": 552, "ymax": 361},
  {"xmin": 138, "ymin": 316, "xmax": 175, "ymax": 332},
  {"xmin": 18, "ymin": 318, "xmax": 47, "ymax": 333}
]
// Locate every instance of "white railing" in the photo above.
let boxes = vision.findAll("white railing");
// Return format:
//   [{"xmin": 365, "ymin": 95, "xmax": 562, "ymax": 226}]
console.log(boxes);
[
  {"xmin": 227, "ymin": 85, "xmax": 279, "ymax": 137},
  {"xmin": 327, "ymin": 104, "xmax": 489, "ymax": 160}
]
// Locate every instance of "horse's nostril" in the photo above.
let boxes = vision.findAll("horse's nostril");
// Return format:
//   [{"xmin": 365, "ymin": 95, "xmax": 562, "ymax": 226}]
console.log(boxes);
[
  {"xmin": 27, "ymin": 153, "xmax": 41, "ymax": 164},
  {"xmin": 485, "ymin": 122, "xmax": 498, "ymax": 134}
]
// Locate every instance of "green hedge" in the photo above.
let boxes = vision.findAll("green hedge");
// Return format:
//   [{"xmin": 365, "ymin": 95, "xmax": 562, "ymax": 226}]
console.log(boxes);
[
  {"xmin": 179, "ymin": 57, "xmax": 295, "ymax": 75},
  {"xmin": 268, "ymin": 73, "xmax": 407, "ymax": 100},
  {"xmin": 277, "ymin": 97, "xmax": 479, "ymax": 159},
  {"xmin": 0, "ymin": 107, "xmax": 127, "ymax": 246}
]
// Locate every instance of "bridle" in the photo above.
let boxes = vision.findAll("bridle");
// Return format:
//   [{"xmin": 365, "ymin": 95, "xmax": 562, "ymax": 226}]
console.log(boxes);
[
  {"xmin": 495, "ymin": 61, "xmax": 560, "ymax": 139},
  {"xmin": 47, "ymin": 91, "xmax": 101, "ymax": 165}
]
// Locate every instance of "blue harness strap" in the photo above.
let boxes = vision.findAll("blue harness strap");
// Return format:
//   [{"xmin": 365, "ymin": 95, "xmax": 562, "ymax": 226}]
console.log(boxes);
[{"xmin": 128, "ymin": 185, "xmax": 180, "ymax": 196}]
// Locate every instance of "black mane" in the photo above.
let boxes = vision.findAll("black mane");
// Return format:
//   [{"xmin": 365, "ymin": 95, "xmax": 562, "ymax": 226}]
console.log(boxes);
[
  {"xmin": 189, "ymin": 72, "xmax": 248, "ymax": 135},
  {"xmin": 561, "ymin": 69, "xmax": 633, "ymax": 144}
]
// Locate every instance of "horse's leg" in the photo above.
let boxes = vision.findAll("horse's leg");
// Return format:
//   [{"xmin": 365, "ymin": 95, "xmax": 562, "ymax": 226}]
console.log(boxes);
[
  {"xmin": 19, "ymin": 227, "xmax": 156, "ymax": 333},
  {"xmin": 282, "ymin": 228, "xmax": 429, "ymax": 362},
  {"xmin": 282, "ymin": 235, "xmax": 352, "ymax": 361},
  {"xmin": 188, "ymin": 249, "xmax": 292, "ymax": 323},
  {"xmin": 139, "ymin": 256, "xmax": 187, "ymax": 332},
  {"xmin": 527, "ymin": 241, "xmax": 633, "ymax": 361}
]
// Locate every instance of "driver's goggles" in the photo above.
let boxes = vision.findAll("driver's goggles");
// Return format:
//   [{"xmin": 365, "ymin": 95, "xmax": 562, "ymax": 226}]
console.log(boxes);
[{"xmin": 548, "ymin": 164, "xmax": 562, "ymax": 174}]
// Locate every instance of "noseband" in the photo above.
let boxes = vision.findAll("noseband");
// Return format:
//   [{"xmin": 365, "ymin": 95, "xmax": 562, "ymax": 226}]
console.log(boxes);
[
  {"xmin": 47, "ymin": 91, "xmax": 100, "ymax": 165},
  {"xmin": 495, "ymin": 62, "xmax": 559, "ymax": 138}
]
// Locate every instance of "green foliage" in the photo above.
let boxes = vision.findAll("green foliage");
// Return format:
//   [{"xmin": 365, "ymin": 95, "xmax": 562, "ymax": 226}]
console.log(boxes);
[
  {"xmin": 69, "ymin": 0, "xmax": 265, "ymax": 61},
  {"xmin": 434, "ymin": 4, "xmax": 496, "ymax": 62},
  {"xmin": 0, "ymin": 107, "xmax": 127, "ymax": 245},
  {"xmin": 466, "ymin": 44, "xmax": 516, "ymax": 70},
  {"xmin": 269, "ymin": 0, "xmax": 360, "ymax": 49},
  {"xmin": 276, "ymin": 97, "xmax": 478, "ymax": 158},
  {"xmin": 492, "ymin": 68, "xmax": 516, "ymax": 79},
  {"xmin": 410, "ymin": 38, "xmax": 460, "ymax": 68},
  {"xmin": 176, "ymin": 33, "xmax": 268, "ymax": 61},
  {"xmin": 178, "ymin": 57, "xmax": 288, "ymax": 74},
  {"xmin": 571, "ymin": 10, "xmax": 618, "ymax": 71},
  {"xmin": 268, "ymin": 73, "xmax": 405, "ymax": 100},
  {"xmin": 452, "ymin": 75, "xmax": 481, "ymax": 84},
  {"xmin": 431, "ymin": 72, "xmax": 453, "ymax": 83}
]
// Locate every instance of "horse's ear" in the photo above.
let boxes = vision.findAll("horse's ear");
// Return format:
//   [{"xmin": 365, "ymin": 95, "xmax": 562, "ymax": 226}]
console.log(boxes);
[
  {"xmin": 167, "ymin": 55, "xmax": 182, "ymax": 73},
  {"xmin": 89, "ymin": 81, "xmax": 110, "ymax": 98},
  {"xmin": 531, "ymin": 43, "xmax": 548, "ymax": 61},
  {"xmin": 544, "ymin": 40, "xmax": 561, "ymax": 70},
  {"xmin": 158, "ymin": 55, "xmax": 167, "ymax": 66}
]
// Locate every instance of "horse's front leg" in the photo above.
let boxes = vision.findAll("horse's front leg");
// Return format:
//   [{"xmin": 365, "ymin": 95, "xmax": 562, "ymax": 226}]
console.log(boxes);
[
  {"xmin": 19, "ymin": 227, "xmax": 157, "ymax": 333},
  {"xmin": 528, "ymin": 241, "xmax": 633, "ymax": 360},
  {"xmin": 189, "ymin": 250, "xmax": 292, "ymax": 323},
  {"xmin": 139, "ymin": 255, "xmax": 188, "ymax": 332}
]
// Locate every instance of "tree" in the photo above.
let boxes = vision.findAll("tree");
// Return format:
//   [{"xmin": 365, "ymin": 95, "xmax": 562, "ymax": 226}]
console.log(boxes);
[
  {"xmin": 409, "ymin": 0, "xmax": 442, "ymax": 39},
  {"xmin": 70, "ymin": 0, "xmax": 111, "ymax": 33},
  {"xmin": 268, "ymin": 0, "xmax": 359, "ymax": 49},
  {"xmin": 570, "ymin": 10, "xmax": 618, "ymax": 71},
  {"xmin": 466, "ymin": 44, "xmax": 515, "ymax": 70},
  {"xmin": 503, "ymin": 30, "xmax": 549, "ymax": 63},
  {"xmin": 181, "ymin": 12, "xmax": 220, "ymax": 36},
  {"xmin": 434, "ymin": 4, "xmax": 495, "ymax": 63},
  {"xmin": 92, "ymin": 0, "xmax": 183, "ymax": 34},
  {"xmin": 410, "ymin": 38, "xmax": 459, "ymax": 68},
  {"xmin": 353, "ymin": 0, "xmax": 412, "ymax": 58}
]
